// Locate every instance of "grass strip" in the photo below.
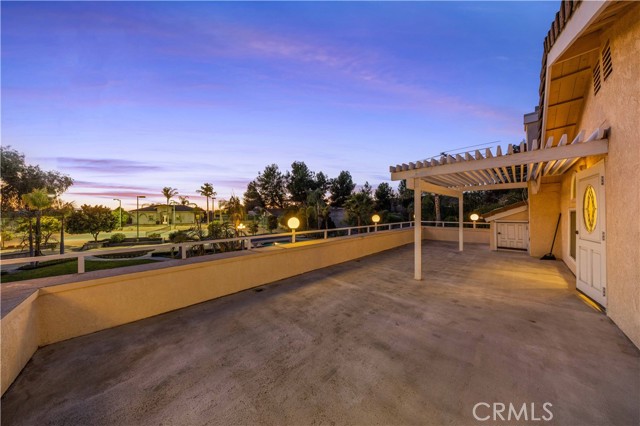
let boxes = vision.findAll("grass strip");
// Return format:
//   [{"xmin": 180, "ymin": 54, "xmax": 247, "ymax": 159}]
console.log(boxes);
[{"xmin": 2, "ymin": 259, "xmax": 157, "ymax": 283}]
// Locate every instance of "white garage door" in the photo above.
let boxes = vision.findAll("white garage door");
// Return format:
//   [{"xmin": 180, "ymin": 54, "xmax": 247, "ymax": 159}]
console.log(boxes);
[{"xmin": 497, "ymin": 222, "xmax": 529, "ymax": 250}]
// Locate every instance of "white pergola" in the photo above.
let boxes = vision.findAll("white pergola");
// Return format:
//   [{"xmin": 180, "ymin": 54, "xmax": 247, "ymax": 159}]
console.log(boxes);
[{"xmin": 389, "ymin": 128, "xmax": 609, "ymax": 280}]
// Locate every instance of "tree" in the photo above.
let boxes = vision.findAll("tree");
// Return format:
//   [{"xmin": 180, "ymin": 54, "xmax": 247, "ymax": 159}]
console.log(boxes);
[
  {"xmin": 329, "ymin": 171, "xmax": 356, "ymax": 207},
  {"xmin": 1, "ymin": 230, "xmax": 13, "ymax": 249},
  {"xmin": 362, "ymin": 181, "xmax": 373, "ymax": 197},
  {"xmin": 243, "ymin": 180, "xmax": 264, "ymax": 211},
  {"xmin": 249, "ymin": 222, "xmax": 259, "ymax": 236},
  {"xmin": 21, "ymin": 189, "xmax": 52, "ymax": 256},
  {"xmin": 315, "ymin": 171, "xmax": 330, "ymax": 196},
  {"xmin": 39, "ymin": 217, "xmax": 61, "ymax": 247},
  {"xmin": 52, "ymin": 200, "xmax": 76, "ymax": 254},
  {"xmin": 161, "ymin": 187, "xmax": 179, "ymax": 226},
  {"xmin": 255, "ymin": 164, "xmax": 288, "ymax": 208},
  {"xmin": 67, "ymin": 205, "xmax": 118, "ymax": 242},
  {"xmin": 1, "ymin": 146, "xmax": 73, "ymax": 212},
  {"xmin": 307, "ymin": 188, "xmax": 327, "ymax": 229},
  {"xmin": 345, "ymin": 191, "xmax": 374, "ymax": 227},
  {"xmin": 226, "ymin": 195, "xmax": 245, "ymax": 229},
  {"xmin": 196, "ymin": 183, "xmax": 216, "ymax": 225},
  {"xmin": 286, "ymin": 161, "xmax": 315, "ymax": 204},
  {"xmin": 375, "ymin": 182, "xmax": 394, "ymax": 211},
  {"xmin": 178, "ymin": 196, "xmax": 190, "ymax": 206},
  {"xmin": 396, "ymin": 180, "xmax": 414, "ymax": 220},
  {"xmin": 434, "ymin": 194, "xmax": 442, "ymax": 223},
  {"xmin": 15, "ymin": 215, "xmax": 60, "ymax": 254},
  {"xmin": 267, "ymin": 215, "xmax": 278, "ymax": 233},
  {"xmin": 111, "ymin": 207, "xmax": 130, "ymax": 228}
]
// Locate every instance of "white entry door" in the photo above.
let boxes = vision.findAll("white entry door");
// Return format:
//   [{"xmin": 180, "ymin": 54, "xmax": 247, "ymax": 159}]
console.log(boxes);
[
  {"xmin": 496, "ymin": 222, "xmax": 528, "ymax": 250},
  {"xmin": 576, "ymin": 161, "xmax": 606, "ymax": 307}
]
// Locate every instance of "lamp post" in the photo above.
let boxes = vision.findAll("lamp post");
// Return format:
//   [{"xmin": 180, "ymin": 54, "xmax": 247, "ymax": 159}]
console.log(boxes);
[
  {"xmin": 470, "ymin": 213, "xmax": 480, "ymax": 229},
  {"xmin": 113, "ymin": 198, "xmax": 122, "ymax": 230},
  {"xmin": 237, "ymin": 223, "xmax": 246, "ymax": 249},
  {"xmin": 172, "ymin": 202, "xmax": 176, "ymax": 230},
  {"xmin": 136, "ymin": 195, "xmax": 146, "ymax": 241},
  {"xmin": 371, "ymin": 214, "xmax": 381, "ymax": 232},
  {"xmin": 288, "ymin": 217, "xmax": 300, "ymax": 243}
]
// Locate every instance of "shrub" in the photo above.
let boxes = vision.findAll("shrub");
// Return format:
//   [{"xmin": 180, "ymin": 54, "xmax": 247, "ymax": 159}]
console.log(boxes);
[
  {"xmin": 267, "ymin": 216, "xmax": 278, "ymax": 233},
  {"xmin": 147, "ymin": 233, "xmax": 162, "ymax": 239},
  {"xmin": 109, "ymin": 233, "xmax": 126, "ymax": 243},
  {"xmin": 168, "ymin": 230, "xmax": 190, "ymax": 243}
]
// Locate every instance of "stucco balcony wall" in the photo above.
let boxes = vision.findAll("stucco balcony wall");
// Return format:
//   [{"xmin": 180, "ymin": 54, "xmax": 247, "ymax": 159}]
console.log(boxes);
[
  {"xmin": 422, "ymin": 225, "xmax": 489, "ymax": 244},
  {"xmin": 2, "ymin": 228, "xmax": 416, "ymax": 395}
]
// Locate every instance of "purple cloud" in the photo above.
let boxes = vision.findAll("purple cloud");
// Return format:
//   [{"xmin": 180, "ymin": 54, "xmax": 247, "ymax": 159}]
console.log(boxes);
[{"xmin": 56, "ymin": 158, "xmax": 163, "ymax": 174}]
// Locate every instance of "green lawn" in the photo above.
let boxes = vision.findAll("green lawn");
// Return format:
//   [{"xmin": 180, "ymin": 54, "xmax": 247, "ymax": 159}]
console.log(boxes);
[{"xmin": 1, "ymin": 259, "xmax": 157, "ymax": 283}]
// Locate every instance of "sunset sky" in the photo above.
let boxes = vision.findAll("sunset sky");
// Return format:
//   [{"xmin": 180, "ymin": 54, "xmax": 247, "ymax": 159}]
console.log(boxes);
[{"xmin": 2, "ymin": 1, "xmax": 559, "ymax": 209}]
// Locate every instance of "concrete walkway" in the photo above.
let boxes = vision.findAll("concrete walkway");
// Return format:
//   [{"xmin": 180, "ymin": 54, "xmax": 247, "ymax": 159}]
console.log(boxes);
[{"xmin": 2, "ymin": 242, "xmax": 638, "ymax": 425}]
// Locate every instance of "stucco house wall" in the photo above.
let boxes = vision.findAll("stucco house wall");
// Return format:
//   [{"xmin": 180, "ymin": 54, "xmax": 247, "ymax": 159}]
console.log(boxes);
[
  {"xmin": 574, "ymin": 6, "xmax": 640, "ymax": 348},
  {"xmin": 131, "ymin": 207, "xmax": 199, "ymax": 225},
  {"xmin": 530, "ymin": 4, "xmax": 640, "ymax": 348},
  {"xmin": 528, "ymin": 178, "xmax": 563, "ymax": 259}
]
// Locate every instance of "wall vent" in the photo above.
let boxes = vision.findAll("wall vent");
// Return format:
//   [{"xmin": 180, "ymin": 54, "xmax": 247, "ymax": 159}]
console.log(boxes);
[
  {"xmin": 602, "ymin": 41, "xmax": 613, "ymax": 81},
  {"xmin": 593, "ymin": 62, "xmax": 602, "ymax": 95}
]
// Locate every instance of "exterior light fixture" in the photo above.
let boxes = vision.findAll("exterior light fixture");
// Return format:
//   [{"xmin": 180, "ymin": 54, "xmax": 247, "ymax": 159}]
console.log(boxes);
[
  {"xmin": 372, "ymin": 214, "xmax": 381, "ymax": 232},
  {"xmin": 470, "ymin": 213, "xmax": 480, "ymax": 229},
  {"xmin": 288, "ymin": 217, "xmax": 300, "ymax": 243},
  {"xmin": 236, "ymin": 223, "xmax": 247, "ymax": 249}
]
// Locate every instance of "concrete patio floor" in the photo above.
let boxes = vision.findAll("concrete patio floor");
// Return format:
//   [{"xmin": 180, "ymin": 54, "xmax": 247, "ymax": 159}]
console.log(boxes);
[{"xmin": 2, "ymin": 241, "xmax": 638, "ymax": 425}]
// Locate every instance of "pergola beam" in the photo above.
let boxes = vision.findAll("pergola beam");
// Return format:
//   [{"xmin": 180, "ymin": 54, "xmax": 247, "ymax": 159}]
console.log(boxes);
[
  {"xmin": 391, "ymin": 139, "xmax": 608, "ymax": 181},
  {"xmin": 407, "ymin": 180, "xmax": 462, "ymax": 198}
]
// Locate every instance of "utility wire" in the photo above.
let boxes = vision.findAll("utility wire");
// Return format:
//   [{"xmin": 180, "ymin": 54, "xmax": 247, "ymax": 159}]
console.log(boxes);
[{"xmin": 423, "ymin": 140, "xmax": 501, "ymax": 160}]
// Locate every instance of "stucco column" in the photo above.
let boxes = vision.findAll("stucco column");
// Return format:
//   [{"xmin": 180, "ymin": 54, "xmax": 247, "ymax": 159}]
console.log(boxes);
[
  {"xmin": 459, "ymin": 194, "xmax": 464, "ymax": 252},
  {"xmin": 414, "ymin": 178, "xmax": 422, "ymax": 280}
]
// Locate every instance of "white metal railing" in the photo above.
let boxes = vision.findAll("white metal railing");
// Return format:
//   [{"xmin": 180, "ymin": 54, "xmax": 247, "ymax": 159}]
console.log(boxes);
[
  {"xmin": 421, "ymin": 221, "xmax": 490, "ymax": 229},
  {"xmin": 0, "ymin": 221, "xmax": 416, "ymax": 276}
]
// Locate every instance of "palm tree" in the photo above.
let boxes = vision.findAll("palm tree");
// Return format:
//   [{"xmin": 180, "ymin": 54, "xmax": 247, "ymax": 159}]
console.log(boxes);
[
  {"xmin": 162, "ymin": 187, "xmax": 178, "ymax": 225},
  {"xmin": 196, "ymin": 183, "xmax": 216, "ymax": 225},
  {"xmin": 178, "ymin": 196, "xmax": 189, "ymax": 205},
  {"xmin": 51, "ymin": 199, "xmax": 75, "ymax": 254},
  {"xmin": 307, "ymin": 189, "xmax": 326, "ymax": 229},
  {"xmin": 345, "ymin": 192, "xmax": 374, "ymax": 227},
  {"xmin": 21, "ymin": 189, "xmax": 52, "ymax": 256}
]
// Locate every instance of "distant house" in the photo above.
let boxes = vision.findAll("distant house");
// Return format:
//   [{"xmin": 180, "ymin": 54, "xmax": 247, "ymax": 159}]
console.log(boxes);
[{"xmin": 129, "ymin": 204, "xmax": 204, "ymax": 225}]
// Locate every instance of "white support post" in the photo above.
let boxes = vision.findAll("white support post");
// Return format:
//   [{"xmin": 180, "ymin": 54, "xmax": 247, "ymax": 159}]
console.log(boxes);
[
  {"xmin": 458, "ymin": 195, "xmax": 464, "ymax": 252},
  {"xmin": 181, "ymin": 245, "xmax": 187, "ymax": 259},
  {"xmin": 77, "ymin": 256, "xmax": 85, "ymax": 274},
  {"xmin": 414, "ymin": 178, "xmax": 422, "ymax": 280}
]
